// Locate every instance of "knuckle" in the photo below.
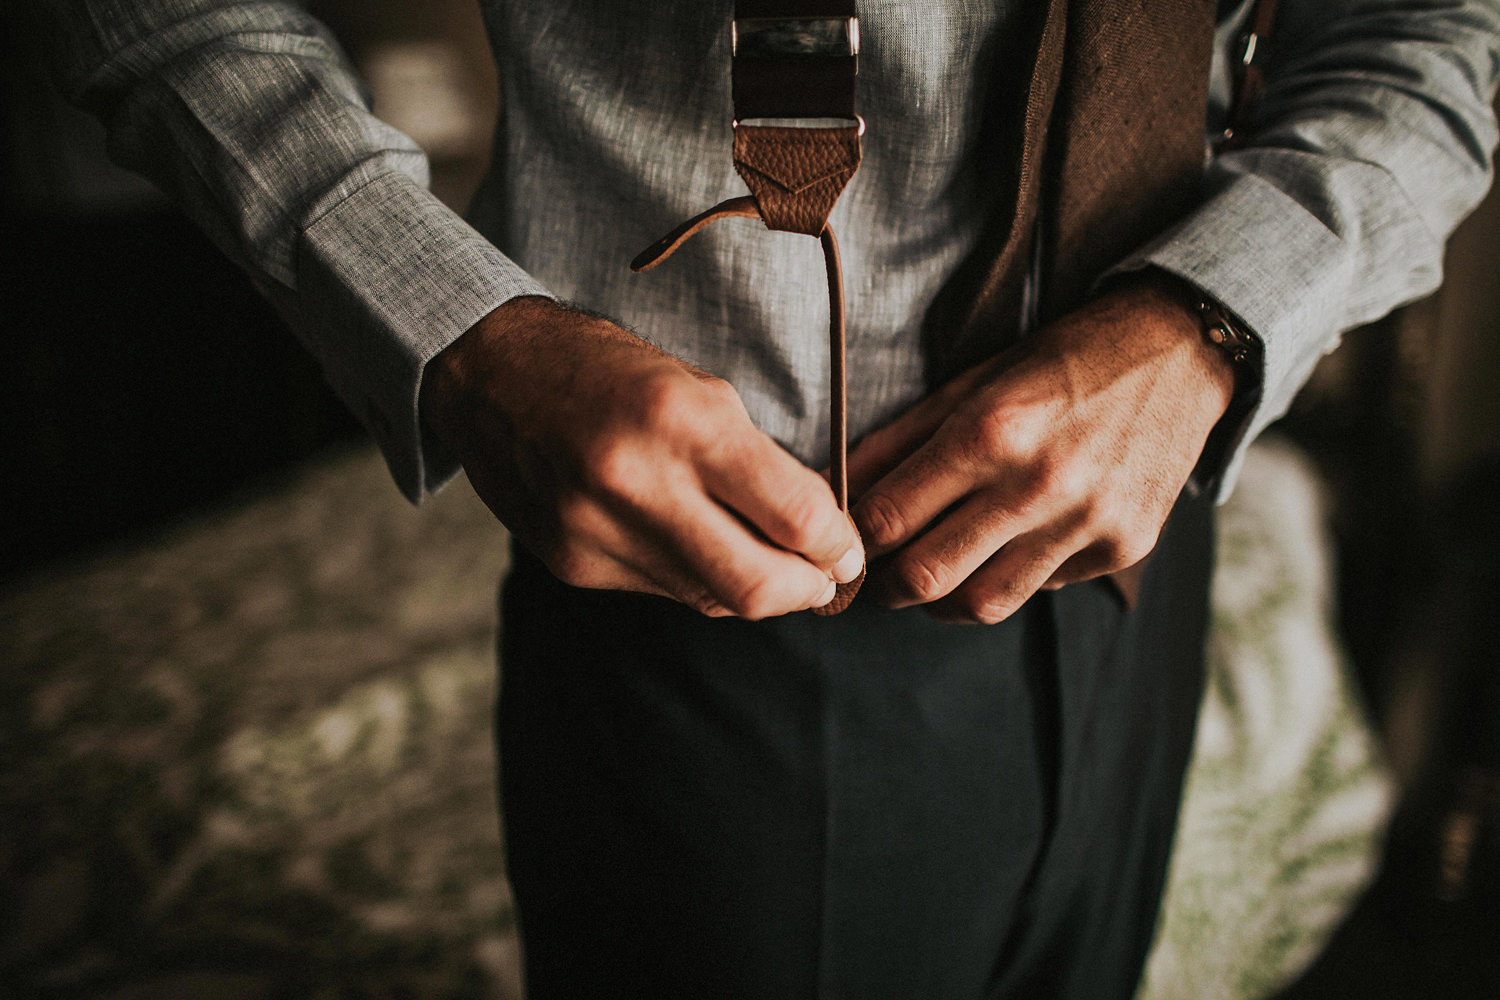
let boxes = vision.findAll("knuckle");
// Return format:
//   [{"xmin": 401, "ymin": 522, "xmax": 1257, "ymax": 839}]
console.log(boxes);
[
  {"xmin": 964, "ymin": 401, "xmax": 1045, "ymax": 466},
  {"xmin": 1103, "ymin": 528, "xmax": 1156, "ymax": 570},
  {"xmin": 1032, "ymin": 454, "xmax": 1089, "ymax": 503},
  {"xmin": 891, "ymin": 556, "xmax": 951, "ymax": 605},
  {"xmin": 971, "ymin": 591, "xmax": 1022, "ymax": 625},
  {"xmin": 858, "ymin": 493, "xmax": 909, "ymax": 549},
  {"xmin": 967, "ymin": 554, "xmax": 1051, "ymax": 623},
  {"xmin": 1073, "ymin": 492, "xmax": 1108, "ymax": 530},
  {"xmin": 635, "ymin": 373, "xmax": 704, "ymax": 436},
  {"xmin": 698, "ymin": 374, "xmax": 740, "ymax": 406},
  {"xmin": 718, "ymin": 571, "xmax": 778, "ymax": 621},
  {"xmin": 579, "ymin": 433, "xmax": 646, "ymax": 498},
  {"xmin": 966, "ymin": 406, "xmax": 1013, "ymax": 461},
  {"xmin": 772, "ymin": 478, "xmax": 836, "ymax": 550},
  {"xmin": 933, "ymin": 410, "xmax": 1002, "ymax": 475},
  {"xmin": 1076, "ymin": 503, "xmax": 1159, "ymax": 572}
]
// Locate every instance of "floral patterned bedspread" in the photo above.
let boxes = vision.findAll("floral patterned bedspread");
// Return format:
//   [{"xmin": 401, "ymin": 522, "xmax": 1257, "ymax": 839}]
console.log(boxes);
[{"xmin": 0, "ymin": 440, "xmax": 1388, "ymax": 999}]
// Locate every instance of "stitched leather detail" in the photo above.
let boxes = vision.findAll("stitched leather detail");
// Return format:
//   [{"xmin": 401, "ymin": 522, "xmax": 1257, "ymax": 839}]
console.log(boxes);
[{"xmin": 733, "ymin": 125, "xmax": 861, "ymax": 235}]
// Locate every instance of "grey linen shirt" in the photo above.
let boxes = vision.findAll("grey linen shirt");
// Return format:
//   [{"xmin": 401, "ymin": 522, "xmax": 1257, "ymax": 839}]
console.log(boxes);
[{"xmin": 48, "ymin": 0, "xmax": 1500, "ymax": 502}]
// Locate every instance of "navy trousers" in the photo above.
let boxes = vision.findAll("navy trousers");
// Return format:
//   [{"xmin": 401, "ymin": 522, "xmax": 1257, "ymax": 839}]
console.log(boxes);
[{"xmin": 499, "ymin": 492, "xmax": 1212, "ymax": 999}]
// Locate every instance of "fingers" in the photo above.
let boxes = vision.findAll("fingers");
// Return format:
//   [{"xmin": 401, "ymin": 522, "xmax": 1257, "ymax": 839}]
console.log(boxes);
[
  {"xmin": 559, "ymin": 371, "xmax": 857, "ymax": 616},
  {"xmin": 866, "ymin": 492, "xmax": 1027, "ymax": 609},
  {"xmin": 925, "ymin": 532, "xmax": 1073, "ymax": 625},
  {"xmin": 540, "ymin": 451, "xmax": 846, "ymax": 619},
  {"xmin": 658, "ymin": 487, "xmax": 843, "ymax": 618},
  {"xmin": 1043, "ymin": 535, "xmax": 1156, "ymax": 593},
  {"xmin": 852, "ymin": 415, "xmax": 993, "ymax": 559},
  {"xmin": 592, "ymin": 479, "xmax": 841, "ymax": 619},
  {"xmin": 609, "ymin": 370, "xmax": 864, "ymax": 586},
  {"xmin": 899, "ymin": 505, "xmax": 1161, "ymax": 624},
  {"xmin": 1043, "ymin": 545, "xmax": 1119, "ymax": 593},
  {"xmin": 704, "ymin": 432, "xmax": 864, "ymax": 583},
  {"xmin": 845, "ymin": 360, "xmax": 996, "ymax": 501}
]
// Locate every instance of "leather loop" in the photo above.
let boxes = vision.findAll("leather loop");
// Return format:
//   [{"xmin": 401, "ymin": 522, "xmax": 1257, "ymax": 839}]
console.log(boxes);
[
  {"xmin": 733, "ymin": 124, "xmax": 861, "ymax": 236},
  {"xmin": 630, "ymin": 196, "xmax": 761, "ymax": 272}
]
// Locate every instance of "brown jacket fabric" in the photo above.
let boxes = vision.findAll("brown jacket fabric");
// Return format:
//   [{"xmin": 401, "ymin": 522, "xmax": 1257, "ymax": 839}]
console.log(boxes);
[{"xmin": 929, "ymin": 0, "xmax": 1216, "ymax": 383}]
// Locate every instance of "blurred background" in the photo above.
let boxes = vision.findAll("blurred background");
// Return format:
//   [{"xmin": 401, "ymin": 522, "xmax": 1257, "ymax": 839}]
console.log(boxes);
[{"xmin": 2, "ymin": 2, "xmax": 1497, "ymax": 998}]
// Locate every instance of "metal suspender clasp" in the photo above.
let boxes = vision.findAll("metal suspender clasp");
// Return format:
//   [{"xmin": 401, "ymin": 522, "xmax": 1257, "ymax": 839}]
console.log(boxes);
[
  {"xmin": 731, "ymin": 16, "xmax": 860, "ymax": 59},
  {"xmin": 733, "ymin": 116, "xmax": 865, "ymax": 135}
]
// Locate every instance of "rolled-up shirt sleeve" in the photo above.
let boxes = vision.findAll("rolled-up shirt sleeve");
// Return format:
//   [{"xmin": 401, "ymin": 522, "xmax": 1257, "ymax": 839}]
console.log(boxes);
[
  {"xmin": 1117, "ymin": 0, "xmax": 1500, "ymax": 497},
  {"xmin": 45, "ymin": 0, "xmax": 552, "ymax": 501}
]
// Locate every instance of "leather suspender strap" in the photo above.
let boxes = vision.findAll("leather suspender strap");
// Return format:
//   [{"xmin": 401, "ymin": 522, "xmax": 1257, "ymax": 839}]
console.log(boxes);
[
  {"xmin": 732, "ymin": 0, "xmax": 858, "ymax": 122},
  {"xmin": 730, "ymin": 0, "xmax": 863, "ymax": 239},
  {"xmin": 633, "ymin": 0, "xmax": 866, "ymax": 614},
  {"xmin": 1221, "ymin": 0, "xmax": 1280, "ymax": 150}
]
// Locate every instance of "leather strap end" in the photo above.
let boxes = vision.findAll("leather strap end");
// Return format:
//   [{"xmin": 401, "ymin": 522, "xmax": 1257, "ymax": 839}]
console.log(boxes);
[
  {"xmin": 811, "ymin": 566, "xmax": 863, "ymax": 616},
  {"xmin": 631, "ymin": 196, "xmax": 763, "ymax": 272}
]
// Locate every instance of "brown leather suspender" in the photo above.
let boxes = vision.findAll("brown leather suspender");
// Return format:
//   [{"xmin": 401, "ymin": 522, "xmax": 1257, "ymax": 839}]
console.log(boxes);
[
  {"xmin": 1222, "ymin": 0, "xmax": 1281, "ymax": 150},
  {"xmin": 631, "ymin": 0, "xmax": 1277, "ymax": 618},
  {"xmin": 633, "ymin": 1, "xmax": 866, "ymax": 615}
]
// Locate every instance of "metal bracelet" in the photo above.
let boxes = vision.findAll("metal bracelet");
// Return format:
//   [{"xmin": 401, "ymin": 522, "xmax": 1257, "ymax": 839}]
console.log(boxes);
[{"xmin": 1195, "ymin": 298, "xmax": 1260, "ymax": 365}]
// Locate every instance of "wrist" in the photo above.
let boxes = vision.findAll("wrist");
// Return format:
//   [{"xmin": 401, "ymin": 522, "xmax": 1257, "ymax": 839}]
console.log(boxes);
[
  {"xmin": 420, "ymin": 295, "xmax": 557, "ymax": 441},
  {"xmin": 1103, "ymin": 268, "xmax": 1265, "ymax": 492},
  {"xmin": 1099, "ymin": 271, "xmax": 1240, "ymax": 416},
  {"xmin": 1120, "ymin": 268, "xmax": 1260, "ymax": 374}
]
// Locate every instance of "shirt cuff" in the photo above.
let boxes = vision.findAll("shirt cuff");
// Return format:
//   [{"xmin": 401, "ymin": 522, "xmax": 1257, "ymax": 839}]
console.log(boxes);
[
  {"xmin": 281, "ymin": 170, "xmax": 553, "ymax": 502},
  {"xmin": 1110, "ymin": 161, "xmax": 1411, "ymax": 499}
]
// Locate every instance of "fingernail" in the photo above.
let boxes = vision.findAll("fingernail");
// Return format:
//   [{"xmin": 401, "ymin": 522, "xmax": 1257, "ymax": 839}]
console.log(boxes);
[
  {"xmin": 832, "ymin": 545, "xmax": 865, "ymax": 584},
  {"xmin": 816, "ymin": 578, "xmax": 838, "ymax": 607}
]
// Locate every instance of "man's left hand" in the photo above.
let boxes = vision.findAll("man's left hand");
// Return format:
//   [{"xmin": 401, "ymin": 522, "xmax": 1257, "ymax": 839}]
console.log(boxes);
[{"xmin": 847, "ymin": 278, "xmax": 1239, "ymax": 624}]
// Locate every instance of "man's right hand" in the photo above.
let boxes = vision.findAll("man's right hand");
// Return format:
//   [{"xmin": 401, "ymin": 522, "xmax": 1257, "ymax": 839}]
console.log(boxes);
[{"xmin": 419, "ymin": 296, "xmax": 865, "ymax": 619}]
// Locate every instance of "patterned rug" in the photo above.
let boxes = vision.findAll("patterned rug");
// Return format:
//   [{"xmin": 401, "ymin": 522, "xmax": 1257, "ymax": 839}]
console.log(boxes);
[{"xmin": 0, "ymin": 440, "xmax": 1388, "ymax": 999}]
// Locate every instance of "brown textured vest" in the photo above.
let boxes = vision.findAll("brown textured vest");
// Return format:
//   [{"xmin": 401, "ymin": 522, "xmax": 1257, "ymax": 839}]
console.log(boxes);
[{"xmin": 926, "ymin": 0, "xmax": 1218, "ymax": 384}]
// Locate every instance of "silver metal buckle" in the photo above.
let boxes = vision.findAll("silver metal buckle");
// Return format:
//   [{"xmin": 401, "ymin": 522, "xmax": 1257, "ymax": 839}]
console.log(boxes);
[
  {"xmin": 733, "ymin": 115, "xmax": 865, "ymax": 135},
  {"xmin": 1240, "ymin": 31, "xmax": 1260, "ymax": 67},
  {"xmin": 731, "ymin": 16, "xmax": 860, "ymax": 59}
]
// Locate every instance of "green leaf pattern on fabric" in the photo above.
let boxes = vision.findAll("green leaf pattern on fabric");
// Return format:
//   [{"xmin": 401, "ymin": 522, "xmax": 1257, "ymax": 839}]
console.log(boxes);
[{"xmin": 1139, "ymin": 439, "xmax": 1392, "ymax": 1000}]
